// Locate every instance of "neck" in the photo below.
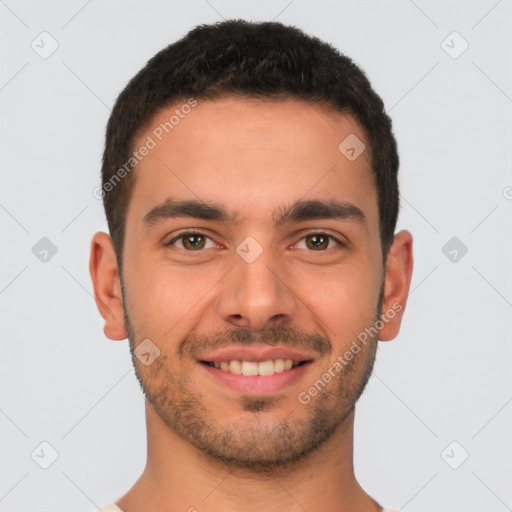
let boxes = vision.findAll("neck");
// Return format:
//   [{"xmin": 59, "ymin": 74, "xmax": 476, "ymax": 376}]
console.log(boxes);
[{"xmin": 117, "ymin": 400, "xmax": 381, "ymax": 512}]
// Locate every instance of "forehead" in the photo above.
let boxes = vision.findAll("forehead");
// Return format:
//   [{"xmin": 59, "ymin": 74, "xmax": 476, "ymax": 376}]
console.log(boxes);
[{"xmin": 127, "ymin": 97, "xmax": 378, "ymax": 231}]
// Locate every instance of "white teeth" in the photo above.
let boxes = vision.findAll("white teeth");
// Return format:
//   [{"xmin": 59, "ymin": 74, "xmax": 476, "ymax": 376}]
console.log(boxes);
[
  {"xmin": 229, "ymin": 360, "xmax": 242, "ymax": 375},
  {"xmin": 210, "ymin": 358, "xmax": 303, "ymax": 376},
  {"xmin": 274, "ymin": 358, "xmax": 284, "ymax": 373},
  {"xmin": 258, "ymin": 360, "xmax": 275, "ymax": 376},
  {"xmin": 241, "ymin": 361, "xmax": 259, "ymax": 376}
]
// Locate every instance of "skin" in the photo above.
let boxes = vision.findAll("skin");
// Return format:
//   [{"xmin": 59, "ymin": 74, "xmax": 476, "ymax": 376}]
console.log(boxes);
[{"xmin": 90, "ymin": 97, "xmax": 413, "ymax": 512}]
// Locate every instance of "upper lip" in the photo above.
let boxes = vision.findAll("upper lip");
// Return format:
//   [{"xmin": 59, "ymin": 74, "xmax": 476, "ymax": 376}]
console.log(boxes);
[{"xmin": 198, "ymin": 344, "xmax": 315, "ymax": 363}]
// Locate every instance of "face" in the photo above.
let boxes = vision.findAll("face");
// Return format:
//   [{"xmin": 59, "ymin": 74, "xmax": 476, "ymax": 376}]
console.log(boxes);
[{"xmin": 94, "ymin": 97, "xmax": 411, "ymax": 471}]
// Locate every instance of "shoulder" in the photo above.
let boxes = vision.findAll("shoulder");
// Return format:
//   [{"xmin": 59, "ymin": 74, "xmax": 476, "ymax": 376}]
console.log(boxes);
[{"xmin": 95, "ymin": 505, "xmax": 124, "ymax": 512}]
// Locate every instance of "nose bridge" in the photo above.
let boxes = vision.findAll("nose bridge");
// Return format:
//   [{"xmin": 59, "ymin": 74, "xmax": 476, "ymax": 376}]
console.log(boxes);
[{"xmin": 216, "ymin": 240, "xmax": 297, "ymax": 331}]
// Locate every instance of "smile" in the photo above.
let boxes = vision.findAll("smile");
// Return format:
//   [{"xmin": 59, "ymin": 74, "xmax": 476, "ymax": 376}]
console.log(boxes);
[
  {"xmin": 199, "ymin": 359, "xmax": 314, "ymax": 395},
  {"xmin": 201, "ymin": 358, "xmax": 308, "ymax": 376}
]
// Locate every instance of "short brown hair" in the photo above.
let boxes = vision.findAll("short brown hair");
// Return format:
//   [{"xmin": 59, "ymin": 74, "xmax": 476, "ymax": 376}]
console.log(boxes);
[{"xmin": 100, "ymin": 19, "xmax": 400, "ymax": 272}]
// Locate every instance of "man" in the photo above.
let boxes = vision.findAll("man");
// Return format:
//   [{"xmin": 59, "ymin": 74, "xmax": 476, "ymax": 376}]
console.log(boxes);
[{"xmin": 89, "ymin": 19, "xmax": 413, "ymax": 512}]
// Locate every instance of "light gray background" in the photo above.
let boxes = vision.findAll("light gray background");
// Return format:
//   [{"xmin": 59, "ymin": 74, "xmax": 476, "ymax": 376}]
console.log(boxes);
[{"xmin": 1, "ymin": 1, "xmax": 511, "ymax": 511}]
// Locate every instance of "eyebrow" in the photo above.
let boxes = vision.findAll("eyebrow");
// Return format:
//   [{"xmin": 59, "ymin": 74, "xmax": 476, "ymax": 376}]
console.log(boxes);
[{"xmin": 143, "ymin": 197, "xmax": 367, "ymax": 229}]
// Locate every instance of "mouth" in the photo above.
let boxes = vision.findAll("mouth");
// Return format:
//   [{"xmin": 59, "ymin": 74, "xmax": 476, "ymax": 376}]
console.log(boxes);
[
  {"xmin": 200, "ymin": 358, "xmax": 310, "ymax": 376},
  {"xmin": 197, "ymin": 347, "xmax": 315, "ymax": 395},
  {"xmin": 196, "ymin": 345, "xmax": 316, "ymax": 395}
]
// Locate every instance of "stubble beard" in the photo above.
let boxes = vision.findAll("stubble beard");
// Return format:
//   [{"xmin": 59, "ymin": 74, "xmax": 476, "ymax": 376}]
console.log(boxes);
[{"xmin": 120, "ymin": 275, "xmax": 383, "ymax": 473}]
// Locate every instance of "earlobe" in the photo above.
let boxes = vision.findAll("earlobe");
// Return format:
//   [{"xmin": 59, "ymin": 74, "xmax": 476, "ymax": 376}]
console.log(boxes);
[
  {"xmin": 378, "ymin": 230, "xmax": 414, "ymax": 341},
  {"xmin": 89, "ymin": 232, "xmax": 127, "ymax": 341}
]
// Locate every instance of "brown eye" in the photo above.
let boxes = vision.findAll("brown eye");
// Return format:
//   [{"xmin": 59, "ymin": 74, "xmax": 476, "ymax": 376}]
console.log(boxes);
[
  {"xmin": 167, "ymin": 232, "xmax": 215, "ymax": 251},
  {"xmin": 295, "ymin": 232, "xmax": 343, "ymax": 251},
  {"xmin": 306, "ymin": 234, "xmax": 329, "ymax": 250},
  {"xmin": 182, "ymin": 233, "xmax": 206, "ymax": 250}
]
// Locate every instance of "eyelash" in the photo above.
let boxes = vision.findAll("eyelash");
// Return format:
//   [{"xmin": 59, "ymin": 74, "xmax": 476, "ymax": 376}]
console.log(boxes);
[{"xmin": 165, "ymin": 230, "xmax": 346, "ymax": 252}]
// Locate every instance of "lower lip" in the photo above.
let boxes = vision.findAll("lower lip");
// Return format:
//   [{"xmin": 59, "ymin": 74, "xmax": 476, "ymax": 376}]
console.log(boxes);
[{"xmin": 199, "ymin": 361, "xmax": 313, "ymax": 395}]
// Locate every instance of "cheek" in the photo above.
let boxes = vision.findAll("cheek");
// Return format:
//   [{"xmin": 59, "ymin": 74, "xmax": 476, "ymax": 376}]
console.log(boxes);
[
  {"xmin": 130, "ymin": 262, "xmax": 221, "ymax": 328},
  {"xmin": 303, "ymin": 262, "xmax": 379, "ymax": 339}
]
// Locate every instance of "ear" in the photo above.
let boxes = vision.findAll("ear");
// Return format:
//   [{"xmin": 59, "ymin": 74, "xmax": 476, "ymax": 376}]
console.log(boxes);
[
  {"xmin": 89, "ymin": 231, "xmax": 127, "ymax": 340},
  {"xmin": 378, "ymin": 230, "xmax": 414, "ymax": 341}
]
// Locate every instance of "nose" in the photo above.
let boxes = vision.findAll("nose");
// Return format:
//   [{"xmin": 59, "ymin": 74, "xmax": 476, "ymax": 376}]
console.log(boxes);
[{"xmin": 215, "ymin": 243, "xmax": 298, "ymax": 332}]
